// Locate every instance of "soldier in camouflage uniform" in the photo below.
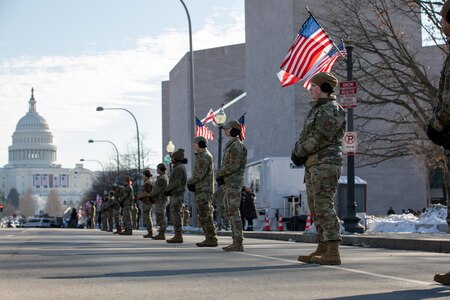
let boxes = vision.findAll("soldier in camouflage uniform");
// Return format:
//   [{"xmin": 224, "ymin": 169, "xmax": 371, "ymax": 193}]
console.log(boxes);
[
  {"xmin": 187, "ymin": 136, "xmax": 218, "ymax": 247},
  {"xmin": 214, "ymin": 184, "xmax": 229, "ymax": 230},
  {"xmin": 100, "ymin": 197, "xmax": 108, "ymax": 231},
  {"xmin": 104, "ymin": 195, "xmax": 114, "ymax": 232},
  {"xmin": 139, "ymin": 170, "xmax": 154, "ymax": 238},
  {"xmin": 119, "ymin": 176, "xmax": 134, "ymax": 235},
  {"xmin": 292, "ymin": 72, "xmax": 345, "ymax": 265},
  {"xmin": 89, "ymin": 201, "xmax": 96, "ymax": 229},
  {"xmin": 429, "ymin": 0, "xmax": 450, "ymax": 286},
  {"xmin": 217, "ymin": 120, "xmax": 247, "ymax": 252},
  {"xmin": 149, "ymin": 163, "xmax": 169, "ymax": 240},
  {"xmin": 164, "ymin": 149, "xmax": 187, "ymax": 243},
  {"xmin": 110, "ymin": 187, "xmax": 122, "ymax": 234},
  {"xmin": 131, "ymin": 202, "xmax": 139, "ymax": 230}
]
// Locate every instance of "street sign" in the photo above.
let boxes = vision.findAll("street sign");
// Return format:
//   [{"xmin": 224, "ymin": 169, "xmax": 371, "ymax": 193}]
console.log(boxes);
[
  {"xmin": 339, "ymin": 80, "xmax": 357, "ymax": 108},
  {"xmin": 343, "ymin": 131, "xmax": 357, "ymax": 154}
]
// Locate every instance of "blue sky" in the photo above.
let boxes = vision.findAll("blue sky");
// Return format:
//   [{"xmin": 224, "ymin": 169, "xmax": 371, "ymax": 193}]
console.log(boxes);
[{"xmin": 0, "ymin": 0, "xmax": 245, "ymax": 171}]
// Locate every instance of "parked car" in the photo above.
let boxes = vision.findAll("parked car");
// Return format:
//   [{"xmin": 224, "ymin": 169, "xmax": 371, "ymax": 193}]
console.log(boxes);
[{"xmin": 22, "ymin": 217, "xmax": 51, "ymax": 228}]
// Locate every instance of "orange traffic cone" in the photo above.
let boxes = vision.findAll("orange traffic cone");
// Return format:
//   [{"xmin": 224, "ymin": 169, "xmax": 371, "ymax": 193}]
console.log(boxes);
[
  {"xmin": 277, "ymin": 215, "xmax": 283, "ymax": 231},
  {"xmin": 264, "ymin": 210, "xmax": 271, "ymax": 231},
  {"xmin": 305, "ymin": 213, "xmax": 311, "ymax": 230}
]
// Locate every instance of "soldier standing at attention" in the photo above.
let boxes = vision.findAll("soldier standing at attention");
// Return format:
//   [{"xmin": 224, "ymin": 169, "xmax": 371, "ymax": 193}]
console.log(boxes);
[
  {"xmin": 89, "ymin": 201, "xmax": 96, "ymax": 229},
  {"xmin": 104, "ymin": 195, "xmax": 113, "ymax": 232},
  {"xmin": 120, "ymin": 176, "xmax": 134, "ymax": 235},
  {"xmin": 292, "ymin": 72, "xmax": 345, "ymax": 265},
  {"xmin": 216, "ymin": 120, "xmax": 247, "ymax": 252},
  {"xmin": 187, "ymin": 136, "xmax": 218, "ymax": 247},
  {"xmin": 149, "ymin": 163, "xmax": 169, "ymax": 240},
  {"xmin": 131, "ymin": 202, "xmax": 139, "ymax": 230},
  {"xmin": 428, "ymin": 0, "xmax": 450, "ymax": 286},
  {"xmin": 164, "ymin": 149, "xmax": 188, "ymax": 243},
  {"xmin": 139, "ymin": 170, "xmax": 154, "ymax": 238}
]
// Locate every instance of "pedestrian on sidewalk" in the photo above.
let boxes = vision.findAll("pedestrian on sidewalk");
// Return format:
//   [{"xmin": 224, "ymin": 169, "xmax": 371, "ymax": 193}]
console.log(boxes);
[
  {"xmin": 240, "ymin": 186, "xmax": 257, "ymax": 231},
  {"xmin": 428, "ymin": 0, "xmax": 450, "ymax": 286},
  {"xmin": 292, "ymin": 72, "xmax": 345, "ymax": 265}
]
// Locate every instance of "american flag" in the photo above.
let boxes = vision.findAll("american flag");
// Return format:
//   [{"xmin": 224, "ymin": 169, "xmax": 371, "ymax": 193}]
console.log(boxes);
[
  {"xmin": 195, "ymin": 117, "xmax": 214, "ymax": 140},
  {"xmin": 278, "ymin": 15, "xmax": 333, "ymax": 87},
  {"xmin": 95, "ymin": 194, "xmax": 102, "ymax": 208},
  {"xmin": 202, "ymin": 108, "xmax": 215, "ymax": 125},
  {"xmin": 238, "ymin": 113, "xmax": 246, "ymax": 141},
  {"xmin": 302, "ymin": 43, "xmax": 347, "ymax": 90}
]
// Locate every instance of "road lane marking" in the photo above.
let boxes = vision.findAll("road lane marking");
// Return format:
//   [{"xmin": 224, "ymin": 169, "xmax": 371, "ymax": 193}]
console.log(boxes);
[{"xmin": 235, "ymin": 251, "xmax": 437, "ymax": 286}]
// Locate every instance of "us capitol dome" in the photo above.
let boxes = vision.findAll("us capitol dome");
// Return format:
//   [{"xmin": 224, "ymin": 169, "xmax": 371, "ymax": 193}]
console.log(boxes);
[{"xmin": 6, "ymin": 88, "xmax": 58, "ymax": 168}]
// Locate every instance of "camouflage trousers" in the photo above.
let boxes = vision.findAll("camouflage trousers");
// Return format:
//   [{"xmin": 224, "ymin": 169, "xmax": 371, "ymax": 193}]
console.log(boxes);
[
  {"xmin": 196, "ymin": 192, "xmax": 216, "ymax": 239},
  {"xmin": 101, "ymin": 211, "xmax": 107, "ymax": 230},
  {"xmin": 105, "ymin": 210, "xmax": 113, "ymax": 231},
  {"xmin": 122, "ymin": 202, "xmax": 132, "ymax": 232},
  {"xmin": 215, "ymin": 203, "xmax": 229, "ymax": 230},
  {"xmin": 154, "ymin": 199, "xmax": 169, "ymax": 231},
  {"xmin": 169, "ymin": 193, "xmax": 184, "ymax": 231},
  {"xmin": 113, "ymin": 207, "xmax": 121, "ymax": 230},
  {"xmin": 131, "ymin": 205, "xmax": 139, "ymax": 230},
  {"xmin": 305, "ymin": 163, "xmax": 341, "ymax": 242},
  {"xmin": 142, "ymin": 202, "xmax": 154, "ymax": 233},
  {"xmin": 223, "ymin": 185, "xmax": 243, "ymax": 240}
]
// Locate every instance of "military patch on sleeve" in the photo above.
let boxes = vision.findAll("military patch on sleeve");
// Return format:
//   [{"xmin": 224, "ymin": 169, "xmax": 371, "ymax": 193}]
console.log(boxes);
[{"xmin": 323, "ymin": 118, "xmax": 334, "ymax": 131}]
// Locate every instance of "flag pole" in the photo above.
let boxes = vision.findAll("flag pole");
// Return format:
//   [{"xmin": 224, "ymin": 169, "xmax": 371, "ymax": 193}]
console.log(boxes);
[{"xmin": 305, "ymin": 7, "xmax": 346, "ymax": 59}]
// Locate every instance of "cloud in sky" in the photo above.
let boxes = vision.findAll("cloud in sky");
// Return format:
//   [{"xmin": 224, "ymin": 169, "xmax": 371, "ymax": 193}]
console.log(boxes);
[{"xmin": 0, "ymin": 9, "xmax": 245, "ymax": 170}]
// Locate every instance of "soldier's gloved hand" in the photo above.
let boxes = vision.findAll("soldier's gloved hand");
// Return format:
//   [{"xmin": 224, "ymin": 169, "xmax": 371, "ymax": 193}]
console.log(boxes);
[
  {"xmin": 187, "ymin": 183, "xmax": 196, "ymax": 192},
  {"xmin": 164, "ymin": 191, "xmax": 172, "ymax": 197},
  {"xmin": 216, "ymin": 177, "xmax": 225, "ymax": 186},
  {"xmin": 291, "ymin": 153, "xmax": 307, "ymax": 167},
  {"xmin": 427, "ymin": 124, "xmax": 444, "ymax": 146}
]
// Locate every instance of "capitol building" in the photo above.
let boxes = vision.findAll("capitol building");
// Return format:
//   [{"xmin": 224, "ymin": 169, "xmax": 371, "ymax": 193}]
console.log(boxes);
[{"xmin": 0, "ymin": 89, "xmax": 93, "ymax": 206}]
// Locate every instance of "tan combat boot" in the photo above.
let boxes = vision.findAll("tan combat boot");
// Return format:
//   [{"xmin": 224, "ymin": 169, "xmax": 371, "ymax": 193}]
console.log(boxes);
[
  {"xmin": 434, "ymin": 272, "xmax": 450, "ymax": 285},
  {"xmin": 196, "ymin": 236, "xmax": 218, "ymax": 247},
  {"xmin": 223, "ymin": 238, "xmax": 244, "ymax": 252},
  {"xmin": 166, "ymin": 230, "xmax": 183, "ymax": 243},
  {"xmin": 143, "ymin": 231, "xmax": 153, "ymax": 238},
  {"xmin": 152, "ymin": 229, "xmax": 166, "ymax": 240},
  {"xmin": 222, "ymin": 237, "xmax": 236, "ymax": 251},
  {"xmin": 298, "ymin": 241, "xmax": 327, "ymax": 263},
  {"xmin": 311, "ymin": 241, "xmax": 341, "ymax": 265}
]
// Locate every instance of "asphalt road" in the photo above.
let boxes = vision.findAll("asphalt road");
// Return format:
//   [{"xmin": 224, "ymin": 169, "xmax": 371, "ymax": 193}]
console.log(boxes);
[{"xmin": 1, "ymin": 228, "xmax": 450, "ymax": 300}]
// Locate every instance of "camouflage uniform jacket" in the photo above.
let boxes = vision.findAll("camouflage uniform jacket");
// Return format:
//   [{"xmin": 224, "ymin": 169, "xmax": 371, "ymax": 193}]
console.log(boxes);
[
  {"xmin": 139, "ymin": 178, "xmax": 153, "ymax": 204},
  {"xmin": 430, "ymin": 50, "xmax": 450, "ymax": 132},
  {"xmin": 293, "ymin": 95, "xmax": 346, "ymax": 167},
  {"xmin": 165, "ymin": 163, "xmax": 187, "ymax": 195},
  {"xmin": 148, "ymin": 173, "xmax": 169, "ymax": 202},
  {"xmin": 217, "ymin": 137, "xmax": 247, "ymax": 188},
  {"xmin": 113, "ymin": 186, "xmax": 124, "ymax": 206},
  {"xmin": 122, "ymin": 183, "xmax": 134, "ymax": 206},
  {"xmin": 187, "ymin": 149, "xmax": 214, "ymax": 194}
]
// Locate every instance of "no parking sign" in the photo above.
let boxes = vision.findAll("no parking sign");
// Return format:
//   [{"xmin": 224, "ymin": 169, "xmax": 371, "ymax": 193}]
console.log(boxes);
[{"xmin": 343, "ymin": 132, "xmax": 357, "ymax": 154}]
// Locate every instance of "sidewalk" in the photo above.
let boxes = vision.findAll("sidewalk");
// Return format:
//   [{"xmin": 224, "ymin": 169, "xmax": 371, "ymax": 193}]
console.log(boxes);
[{"xmin": 215, "ymin": 229, "xmax": 450, "ymax": 253}]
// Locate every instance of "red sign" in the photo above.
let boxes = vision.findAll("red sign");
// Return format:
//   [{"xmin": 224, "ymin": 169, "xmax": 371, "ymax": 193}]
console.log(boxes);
[
  {"xmin": 0, "ymin": 204, "xmax": 3, "ymax": 208},
  {"xmin": 339, "ymin": 81, "xmax": 357, "ymax": 108}
]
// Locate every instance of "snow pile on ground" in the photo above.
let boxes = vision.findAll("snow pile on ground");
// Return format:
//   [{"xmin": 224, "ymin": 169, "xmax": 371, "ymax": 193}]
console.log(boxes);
[{"xmin": 366, "ymin": 204, "xmax": 447, "ymax": 233}]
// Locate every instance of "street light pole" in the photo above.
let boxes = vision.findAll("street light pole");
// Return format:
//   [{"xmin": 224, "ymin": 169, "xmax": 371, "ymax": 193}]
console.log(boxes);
[
  {"xmin": 342, "ymin": 39, "xmax": 364, "ymax": 233},
  {"xmin": 96, "ymin": 106, "xmax": 142, "ymax": 229},
  {"xmin": 166, "ymin": 141, "xmax": 175, "ymax": 174},
  {"xmin": 88, "ymin": 139, "xmax": 120, "ymax": 177},
  {"xmin": 96, "ymin": 107, "xmax": 140, "ymax": 189},
  {"xmin": 179, "ymin": 0, "xmax": 197, "ymax": 227},
  {"xmin": 80, "ymin": 159, "xmax": 105, "ymax": 175},
  {"xmin": 214, "ymin": 105, "xmax": 227, "ymax": 169}
]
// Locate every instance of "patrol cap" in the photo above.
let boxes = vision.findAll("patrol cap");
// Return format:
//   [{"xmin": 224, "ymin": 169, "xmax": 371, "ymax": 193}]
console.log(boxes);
[
  {"xmin": 172, "ymin": 148, "xmax": 185, "ymax": 161},
  {"xmin": 194, "ymin": 136, "xmax": 207, "ymax": 147},
  {"xmin": 310, "ymin": 72, "xmax": 338, "ymax": 93},
  {"xmin": 223, "ymin": 120, "xmax": 242, "ymax": 130},
  {"xmin": 143, "ymin": 169, "xmax": 152, "ymax": 177},
  {"xmin": 442, "ymin": 0, "xmax": 450, "ymax": 22}
]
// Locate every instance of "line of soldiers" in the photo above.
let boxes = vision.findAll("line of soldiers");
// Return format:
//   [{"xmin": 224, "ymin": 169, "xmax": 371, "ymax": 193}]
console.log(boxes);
[{"xmin": 95, "ymin": 119, "xmax": 248, "ymax": 252}]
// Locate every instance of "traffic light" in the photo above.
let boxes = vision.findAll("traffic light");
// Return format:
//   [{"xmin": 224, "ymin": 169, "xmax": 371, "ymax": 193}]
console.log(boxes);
[{"xmin": 0, "ymin": 204, "xmax": 3, "ymax": 213}]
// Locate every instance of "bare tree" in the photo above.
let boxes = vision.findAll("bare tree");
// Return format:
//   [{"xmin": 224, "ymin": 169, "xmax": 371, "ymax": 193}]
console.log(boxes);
[
  {"xmin": 45, "ymin": 189, "xmax": 62, "ymax": 217},
  {"xmin": 19, "ymin": 189, "xmax": 37, "ymax": 217},
  {"xmin": 223, "ymin": 88, "xmax": 245, "ymax": 103},
  {"xmin": 316, "ymin": 0, "xmax": 446, "ymax": 172}
]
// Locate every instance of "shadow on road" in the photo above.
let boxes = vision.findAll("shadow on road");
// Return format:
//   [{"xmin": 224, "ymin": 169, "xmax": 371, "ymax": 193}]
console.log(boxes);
[
  {"xmin": 321, "ymin": 287, "xmax": 450, "ymax": 300},
  {"xmin": 43, "ymin": 263, "xmax": 313, "ymax": 279}
]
